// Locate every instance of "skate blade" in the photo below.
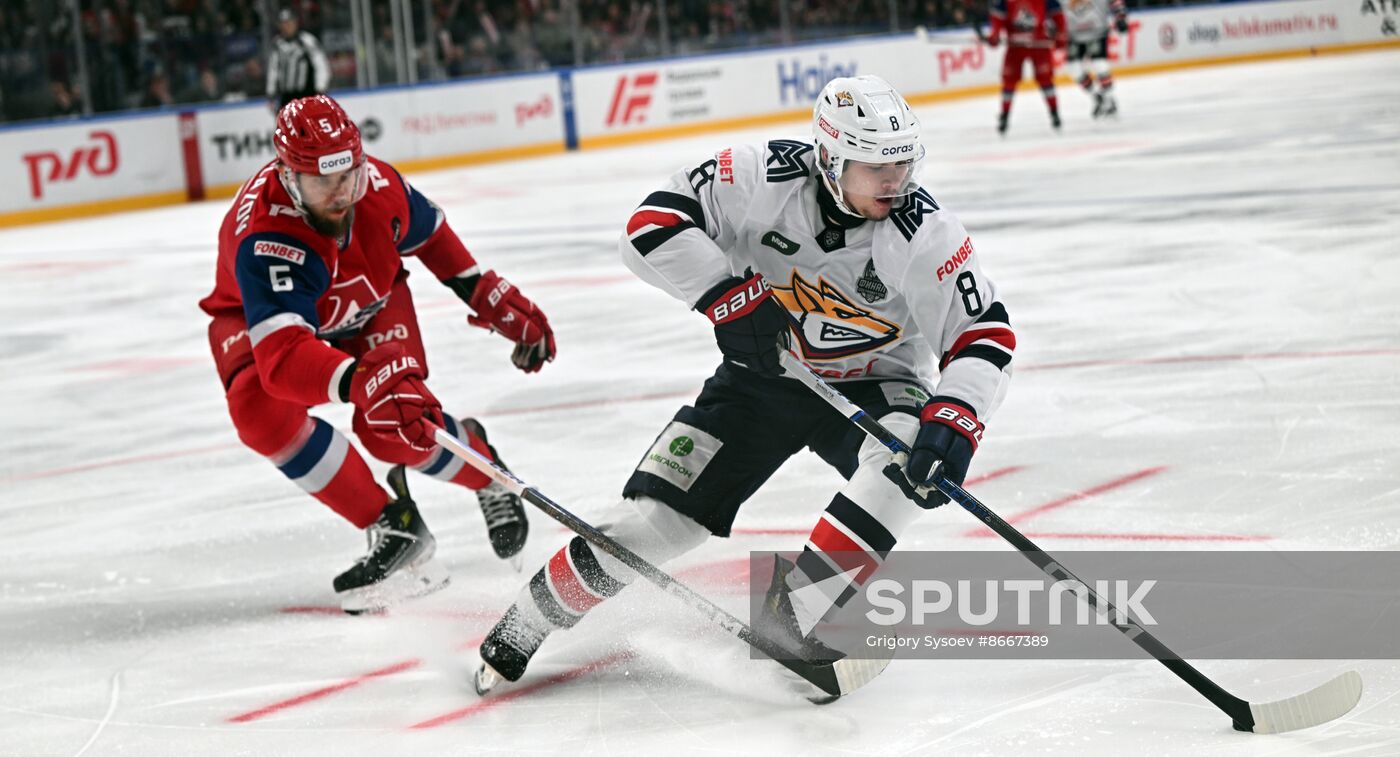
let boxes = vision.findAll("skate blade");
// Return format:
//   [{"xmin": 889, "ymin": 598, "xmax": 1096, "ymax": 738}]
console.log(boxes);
[
  {"xmin": 339, "ymin": 558, "xmax": 451, "ymax": 615},
  {"xmin": 474, "ymin": 662, "xmax": 504, "ymax": 696}
]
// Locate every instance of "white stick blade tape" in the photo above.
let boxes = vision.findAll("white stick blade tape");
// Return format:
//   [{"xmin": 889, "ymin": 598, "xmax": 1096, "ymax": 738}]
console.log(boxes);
[{"xmin": 1249, "ymin": 670, "xmax": 1363, "ymax": 734}]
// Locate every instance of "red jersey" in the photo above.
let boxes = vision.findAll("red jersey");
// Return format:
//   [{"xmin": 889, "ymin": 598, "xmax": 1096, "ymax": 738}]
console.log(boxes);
[
  {"xmin": 199, "ymin": 155, "xmax": 477, "ymax": 406},
  {"xmin": 990, "ymin": 0, "xmax": 1067, "ymax": 46}
]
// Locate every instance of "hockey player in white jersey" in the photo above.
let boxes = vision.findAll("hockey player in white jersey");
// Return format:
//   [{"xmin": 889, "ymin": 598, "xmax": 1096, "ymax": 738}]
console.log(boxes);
[
  {"xmin": 473, "ymin": 75, "xmax": 1016, "ymax": 692},
  {"xmin": 1064, "ymin": 0, "xmax": 1130, "ymax": 117}
]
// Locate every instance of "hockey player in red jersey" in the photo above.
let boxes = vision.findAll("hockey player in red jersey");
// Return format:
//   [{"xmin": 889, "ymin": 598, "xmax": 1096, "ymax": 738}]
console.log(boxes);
[
  {"xmin": 988, "ymin": 0, "xmax": 1068, "ymax": 134},
  {"xmin": 199, "ymin": 95, "xmax": 556, "ymax": 613},
  {"xmin": 471, "ymin": 75, "xmax": 1015, "ymax": 694}
]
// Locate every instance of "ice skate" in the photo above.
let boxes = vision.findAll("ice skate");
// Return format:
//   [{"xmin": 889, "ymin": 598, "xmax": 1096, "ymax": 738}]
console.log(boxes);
[
  {"xmin": 1092, "ymin": 91, "xmax": 1105, "ymax": 118},
  {"xmin": 333, "ymin": 465, "xmax": 449, "ymax": 614},
  {"xmin": 475, "ymin": 605, "xmax": 551, "ymax": 694},
  {"xmin": 754, "ymin": 555, "xmax": 852, "ymax": 703},
  {"xmin": 997, "ymin": 112, "xmax": 1009, "ymax": 136},
  {"xmin": 458, "ymin": 418, "xmax": 530, "ymax": 565}
]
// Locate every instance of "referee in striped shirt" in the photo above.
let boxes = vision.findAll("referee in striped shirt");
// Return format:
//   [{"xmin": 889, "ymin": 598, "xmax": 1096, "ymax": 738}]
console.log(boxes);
[{"xmin": 266, "ymin": 9, "xmax": 331, "ymax": 111}]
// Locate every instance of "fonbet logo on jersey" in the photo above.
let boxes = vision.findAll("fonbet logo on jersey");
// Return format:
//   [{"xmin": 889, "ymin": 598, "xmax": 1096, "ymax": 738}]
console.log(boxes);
[
  {"xmin": 770, "ymin": 270, "xmax": 902, "ymax": 360},
  {"xmin": 252, "ymin": 240, "xmax": 306, "ymax": 265}
]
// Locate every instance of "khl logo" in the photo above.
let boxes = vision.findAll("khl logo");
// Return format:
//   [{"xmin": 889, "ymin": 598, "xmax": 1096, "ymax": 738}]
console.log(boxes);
[{"xmin": 777, "ymin": 56, "xmax": 857, "ymax": 105}]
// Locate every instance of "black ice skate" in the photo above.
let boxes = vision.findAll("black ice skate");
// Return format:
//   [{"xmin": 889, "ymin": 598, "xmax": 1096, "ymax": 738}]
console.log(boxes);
[
  {"xmin": 997, "ymin": 112, "xmax": 1009, "ymax": 136},
  {"xmin": 333, "ymin": 465, "xmax": 449, "ymax": 614},
  {"xmin": 457, "ymin": 418, "xmax": 530, "ymax": 567},
  {"xmin": 1092, "ymin": 91, "xmax": 1105, "ymax": 119},
  {"xmin": 755, "ymin": 555, "xmax": 850, "ymax": 704},
  {"xmin": 755, "ymin": 556, "xmax": 846, "ymax": 666},
  {"xmin": 1101, "ymin": 94, "xmax": 1118, "ymax": 117},
  {"xmin": 1050, "ymin": 111, "xmax": 1062, "ymax": 131},
  {"xmin": 475, "ymin": 604, "xmax": 551, "ymax": 694}
]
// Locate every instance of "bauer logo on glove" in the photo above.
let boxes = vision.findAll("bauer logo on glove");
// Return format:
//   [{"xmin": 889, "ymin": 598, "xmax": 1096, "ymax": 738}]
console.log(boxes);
[{"xmin": 466, "ymin": 269, "xmax": 557, "ymax": 373}]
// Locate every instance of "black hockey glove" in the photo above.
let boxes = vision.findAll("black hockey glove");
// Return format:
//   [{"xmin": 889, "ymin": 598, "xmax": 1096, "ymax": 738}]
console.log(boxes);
[
  {"xmin": 1115, "ymin": 16, "xmax": 1130, "ymax": 33},
  {"xmin": 696, "ymin": 272, "xmax": 791, "ymax": 377},
  {"xmin": 894, "ymin": 398, "xmax": 983, "ymax": 507}
]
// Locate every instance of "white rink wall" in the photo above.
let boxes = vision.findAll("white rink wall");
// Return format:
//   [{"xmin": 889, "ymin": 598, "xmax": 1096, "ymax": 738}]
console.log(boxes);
[{"xmin": 0, "ymin": 0, "xmax": 1395, "ymax": 226}]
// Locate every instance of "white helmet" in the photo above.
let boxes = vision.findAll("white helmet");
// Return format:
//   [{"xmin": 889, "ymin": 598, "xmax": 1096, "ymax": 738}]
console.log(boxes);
[{"xmin": 812, "ymin": 75, "xmax": 925, "ymax": 216}]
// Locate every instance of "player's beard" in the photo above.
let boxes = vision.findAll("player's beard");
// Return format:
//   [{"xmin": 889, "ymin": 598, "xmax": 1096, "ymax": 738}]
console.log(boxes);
[{"xmin": 305, "ymin": 205, "xmax": 355, "ymax": 239}]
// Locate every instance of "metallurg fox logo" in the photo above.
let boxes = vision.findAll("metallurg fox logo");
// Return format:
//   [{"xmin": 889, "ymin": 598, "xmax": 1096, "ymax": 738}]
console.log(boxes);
[{"xmin": 770, "ymin": 270, "xmax": 901, "ymax": 360}]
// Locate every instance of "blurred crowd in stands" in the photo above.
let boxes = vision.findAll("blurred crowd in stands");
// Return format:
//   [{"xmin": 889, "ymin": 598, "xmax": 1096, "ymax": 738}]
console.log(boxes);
[{"xmin": 0, "ymin": 0, "xmax": 1191, "ymax": 123}]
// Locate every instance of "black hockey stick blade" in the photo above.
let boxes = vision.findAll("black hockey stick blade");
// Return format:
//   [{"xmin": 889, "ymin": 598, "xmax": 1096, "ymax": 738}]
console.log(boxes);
[{"xmin": 433, "ymin": 427, "xmax": 885, "ymax": 702}]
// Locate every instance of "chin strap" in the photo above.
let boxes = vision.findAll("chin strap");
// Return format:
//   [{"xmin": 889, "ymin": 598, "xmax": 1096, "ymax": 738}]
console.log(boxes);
[
  {"xmin": 815, "ymin": 177, "xmax": 869, "ymax": 227},
  {"xmin": 277, "ymin": 164, "xmax": 310, "ymax": 216}
]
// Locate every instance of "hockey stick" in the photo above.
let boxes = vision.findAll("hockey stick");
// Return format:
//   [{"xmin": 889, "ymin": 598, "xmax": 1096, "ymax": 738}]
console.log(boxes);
[
  {"xmin": 432, "ymin": 426, "xmax": 887, "ymax": 702},
  {"xmin": 778, "ymin": 350, "xmax": 1363, "ymax": 733}
]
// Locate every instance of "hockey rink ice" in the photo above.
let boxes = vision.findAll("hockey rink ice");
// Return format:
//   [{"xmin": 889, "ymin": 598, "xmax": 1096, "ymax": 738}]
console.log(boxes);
[{"xmin": 2, "ymin": 49, "xmax": 1398, "ymax": 755}]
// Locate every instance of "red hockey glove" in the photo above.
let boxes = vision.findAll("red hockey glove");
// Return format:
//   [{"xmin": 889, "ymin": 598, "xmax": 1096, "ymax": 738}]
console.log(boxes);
[
  {"xmin": 467, "ymin": 270, "xmax": 556, "ymax": 373},
  {"xmin": 348, "ymin": 343, "xmax": 443, "ymax": 454},
  {"xmin": 696, "ymin": 271, "xmax": 791, "ymax": 377},
  {"xmin": 905, "ymin": 398, "xmax": 983, "ymax": 497},
  {"xmin": 986, "ymin": 32, "xmax": 1001, "ymax": 47}
]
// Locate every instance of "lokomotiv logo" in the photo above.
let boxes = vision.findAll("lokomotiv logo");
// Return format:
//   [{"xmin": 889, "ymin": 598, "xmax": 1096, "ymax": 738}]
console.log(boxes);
[
  {"xmin": 22, "ymin": 130, "xmax": 119, "ymax": 200},
  {"xmin": 606, "ymin": 72, "xmax": 658, "ymax": 127}
]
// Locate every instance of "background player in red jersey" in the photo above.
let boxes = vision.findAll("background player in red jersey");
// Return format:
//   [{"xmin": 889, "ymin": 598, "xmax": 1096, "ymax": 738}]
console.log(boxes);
[
  {"xmin": 988, "ymin": 0, "xmax": 1068, "ymax": 134},
  {"xmin": 199, "ymin": 95, "xmax": 556, "ymax": 613}
]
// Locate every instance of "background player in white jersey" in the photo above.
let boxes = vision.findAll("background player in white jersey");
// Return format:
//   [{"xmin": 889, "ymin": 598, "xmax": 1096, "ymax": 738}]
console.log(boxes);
[
  {"xmin": 471, "ymin": 75, "xmax": 1016, "ymax": 692},
  {"xmin": 1064, "ymin": 0, "xmax": 1130, "ymax": 117}
]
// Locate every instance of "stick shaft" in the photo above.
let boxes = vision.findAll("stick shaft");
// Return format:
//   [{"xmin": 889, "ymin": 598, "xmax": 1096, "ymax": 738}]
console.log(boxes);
[{"xmin": 777, "ymin": 352, "xmax": 1253, "ymax": 728}]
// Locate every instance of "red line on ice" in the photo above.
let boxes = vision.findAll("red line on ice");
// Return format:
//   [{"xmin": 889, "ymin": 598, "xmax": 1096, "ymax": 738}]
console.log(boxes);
[
  {"xmin": 279, "ymin": 606, "xmax": 504, "ymax": 622},
  {"xmin": 729, "ymin": 466, "xmax": 1027, "ymax": 536},
  {"xmin": 487, "ymin": 388, "xmax": 697, "ymax": 417},
  {"xmin": 227, "ymin": 659, "xmax": 423, "ymax": 723},
  {"xmin": 1020, "ymin": 347, "xmax": 1400, "ymax": 372},
  {"xmin": 1010, "ymin": 532, "xmax": 1271, "ymax": 542},
  {"xmin": 70, "ymin": 357, "xmax": 204, "ymax": 374},
  {"xmin": 227, "ymin": 635, "xmax": 485, "ymax": 724},
  {"xmin": 408, "ymin": 651, "xmax": 633, "ymax": 729},
  {"xmin": 4, "ymin": 442, "xmax": 239, "ymax": 482},
  {"xmin": 19, "ymin": 345, "xmax": 1394, "ymax": 484},
  {"xmin": 962, "ymin": 467, "xmax": 1167, "ymax": 537}
]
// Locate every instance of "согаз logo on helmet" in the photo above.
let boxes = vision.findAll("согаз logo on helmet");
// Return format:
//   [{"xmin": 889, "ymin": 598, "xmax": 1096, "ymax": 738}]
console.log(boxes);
[{"xmin": 318, "ymin": 150, "xmax": 354, "ymax": 174}]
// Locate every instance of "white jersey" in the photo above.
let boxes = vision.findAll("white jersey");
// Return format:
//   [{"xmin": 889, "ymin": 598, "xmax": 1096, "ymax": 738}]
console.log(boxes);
[
  {"xmin": 1064, "ymin": 0, "xmax": 1124, "ymax": 42},
  {"xmin": 620, "ymin": 140, "xmax": 1015, "ymax": 421}
]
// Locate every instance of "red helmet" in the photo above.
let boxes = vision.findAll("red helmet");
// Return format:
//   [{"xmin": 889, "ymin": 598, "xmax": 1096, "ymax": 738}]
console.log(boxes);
[{"xmin": 274, "ymin": 95, "xmax": 362, "ymax": 175}]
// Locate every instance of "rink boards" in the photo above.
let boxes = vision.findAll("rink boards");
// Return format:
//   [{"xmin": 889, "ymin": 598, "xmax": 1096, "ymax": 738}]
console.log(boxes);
[{"xmin": 0, "ymin": 0, "xmax": 1395, "ymax": 227}]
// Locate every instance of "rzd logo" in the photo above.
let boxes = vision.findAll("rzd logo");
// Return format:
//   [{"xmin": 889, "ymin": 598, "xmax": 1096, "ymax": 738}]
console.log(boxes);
[
  {"xmin": 937, "ymin": 45, "xmax": 985, "ymax": 84},
  {"xmin": 365, "ymin": 323, "xmax": 409, "ymax": 350},
  {"xmin": 22, "ymin": 130, "xmax": 119, "ymax": 199},
  {"xmin": 606, "ymin": 72, "xmax": 658, "ymax": 127}
]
